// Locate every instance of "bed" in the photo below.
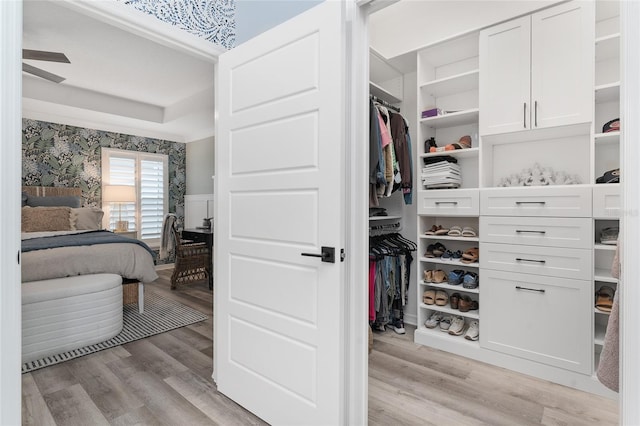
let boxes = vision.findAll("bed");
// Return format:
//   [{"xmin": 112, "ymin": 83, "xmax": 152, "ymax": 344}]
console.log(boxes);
[{"xmin": 21, "ymin": 186, "xmax": 159, "ymax": 313}]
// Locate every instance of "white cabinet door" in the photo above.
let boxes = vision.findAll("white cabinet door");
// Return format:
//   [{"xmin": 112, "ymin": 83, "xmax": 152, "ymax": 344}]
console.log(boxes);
[
  {"xmin": 215, "ymin": 2, "xmax": 347, "ymax": 425},
  {"xmin": 479, "ymin": 16, "xmax": 531, "ymax": 136},
  {"xmin": 531, "ymin": 1, "xmax": 594, "ymax": 129},
  {"xmin": 480, "ymin": 270, "xmax": 592, "ymax": 374}
]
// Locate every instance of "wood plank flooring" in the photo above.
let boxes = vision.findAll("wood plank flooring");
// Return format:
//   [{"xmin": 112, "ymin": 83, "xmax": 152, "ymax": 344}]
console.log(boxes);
[{"xmin": 22, "ymin": 269, "xmax": 619, "ymax": 425}]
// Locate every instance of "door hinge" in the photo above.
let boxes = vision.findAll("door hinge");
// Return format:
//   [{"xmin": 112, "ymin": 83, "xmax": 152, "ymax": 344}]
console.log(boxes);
[
  {"xmin": 17, "ymin": 250, "xmax": 20, "ymax": 265},
  {"xmin": 340, "ymin": 249, "xmax": 345, "ymax": 262}
]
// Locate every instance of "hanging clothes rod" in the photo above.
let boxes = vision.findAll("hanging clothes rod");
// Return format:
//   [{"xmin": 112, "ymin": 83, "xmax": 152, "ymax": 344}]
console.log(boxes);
[{"xmin": 370, "ymin": 94, "xmax": 400, "ymax": 113}]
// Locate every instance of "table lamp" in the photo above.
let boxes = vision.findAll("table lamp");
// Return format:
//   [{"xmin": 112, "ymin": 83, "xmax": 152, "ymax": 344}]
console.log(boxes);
[{"xmin": 103, "ymin": 185, "xmax": 136, "ymax": 232}]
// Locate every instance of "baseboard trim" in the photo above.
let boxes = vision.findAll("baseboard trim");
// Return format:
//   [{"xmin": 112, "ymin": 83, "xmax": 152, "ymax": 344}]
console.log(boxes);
[{"xmin": 155, "ymin": 263, "xmax": 175, "ymax": 271}]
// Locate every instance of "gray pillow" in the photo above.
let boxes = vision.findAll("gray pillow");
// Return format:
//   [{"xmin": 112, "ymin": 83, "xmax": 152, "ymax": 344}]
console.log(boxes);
[
  {"xmin": 27, "ymin": 195, "xmax": 82, "ymax": 208},
  {"xmin": 21, "ymin": 192, "xmax": 28, "ymax": 207}
]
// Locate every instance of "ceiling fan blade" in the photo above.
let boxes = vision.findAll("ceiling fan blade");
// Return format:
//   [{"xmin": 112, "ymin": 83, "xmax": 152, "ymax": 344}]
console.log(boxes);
[
  {"xmin": 22, "ymin": 63, "xmax": 66, "ymax": 84},
  {"xmin": 22, "ymin": 49, "xmax": 70, "ymax": 63}
]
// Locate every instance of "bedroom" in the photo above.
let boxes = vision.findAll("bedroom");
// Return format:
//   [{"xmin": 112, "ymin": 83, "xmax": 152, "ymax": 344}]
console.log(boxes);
[{"xmin": 3, "ymin": 0, "xmax": 640, "ymax": 426}]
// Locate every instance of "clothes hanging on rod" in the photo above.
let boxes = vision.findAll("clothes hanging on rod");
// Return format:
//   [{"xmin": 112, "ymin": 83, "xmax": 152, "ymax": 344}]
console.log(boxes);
[
  {"xmin": 369, "ymin": 94, "xmax": 400, "ymax": 113},
  {"xmin": 369, "ymin": 232, "xmax": 416, "ymax": 334},
  {"xmin": 369, "ymin": 100, "xmax": 413, "ymax": 207}
]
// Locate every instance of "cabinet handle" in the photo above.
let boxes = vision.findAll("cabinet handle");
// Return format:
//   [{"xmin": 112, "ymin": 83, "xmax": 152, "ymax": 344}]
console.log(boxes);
[
  {"xmin": 523, "ymin": 102, "xmax": 527, "ymax": 128},
  {"xmin": 434, "ymin": 201, "xmax": 458, "ymax": 205},
  {"xmin": 515, "ymin": 201, "xmax": 546, "ymax": 205},
  {"xmin": 535, "ymin": 100, "xmax": 538, "ymax": 127},
  {"xmin": 515, "ymin": 285, "xmax": 545, "ymax": 294},
  {"xmin": 515, "ymin": 230, "xmax": 546, "ymax": 234},
  {"xmin": 516, "ymin": 258, "xmax": 546, "ymax": 264}
]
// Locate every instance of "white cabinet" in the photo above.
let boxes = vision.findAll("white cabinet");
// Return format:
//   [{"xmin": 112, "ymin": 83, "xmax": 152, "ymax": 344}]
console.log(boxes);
[
  {"xmin": 480, "ymin": 269, "xmax": 592, "ymax": 374},
  {"xmin": 480, "ymin": 1, "xmax": 594, "ymax": 136}
]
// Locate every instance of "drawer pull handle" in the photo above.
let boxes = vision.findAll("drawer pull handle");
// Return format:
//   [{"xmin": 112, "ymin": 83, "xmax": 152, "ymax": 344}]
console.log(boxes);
[
  {"xmin": 515, "ymin": 201, "xmax": 546, "ymax": 205},
  {"xmin": 434, "ymin": 201, "xmax": 458, "ymax": 205},
  {"xmin": 516, "ymin": 285, "xmax": 545, "ymax": 294},
  {"xmin": 515, "ymin": 230, "xmax": 546, "ymax": 234},
  {"xmin": 516, "ymin": 258, "xmax": 546, "ymax": 264}
]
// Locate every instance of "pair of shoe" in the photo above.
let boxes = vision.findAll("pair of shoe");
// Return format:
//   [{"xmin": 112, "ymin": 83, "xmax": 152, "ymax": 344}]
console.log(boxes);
[
  {"xmin": 441, "ymin": 249, "xmax": 463, "ymax": 261},
  {"xmin": 447, "ymin": 270, "xmax": 478, "ymax": 287},
  {"xmin": 424, "ymin": 269, "xmax": 446, "ymax": 283},
  {"xmin": 449, "ymin": 293, "xmax": 479, "ymax": 312},
  {"xmin": 461, "ymin": 247, "xmax": 479, "ymax": 264},
  {"xmin": 447, "ymin": 226, "xmax": 478, "ymax": 237},
  {"xmin": 429, "ymin": 135, "xmax": 472, "ymax": 152},
  {"xmin": 424, "ymin": 225, "xmax": 449, "ymax": 236},
  {"xmin": 425, "ymin": 242, "xmax": 446, "ymax": 257},
  {"xmin": 423, "ymin": 290, "xmax": 448, "ymax": 306},
  {"xmin": 424, "ymin": 313, "xmax": 466, "ymax": 336}
]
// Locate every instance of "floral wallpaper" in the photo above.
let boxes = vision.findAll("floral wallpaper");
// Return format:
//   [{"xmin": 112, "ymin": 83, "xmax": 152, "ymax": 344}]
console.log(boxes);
[
  {"xmin": 21, "ymin": 119, "xmax": 186, "ymax": 226},
  {"xmin": 119, "ymin": 0, "xmax": 236, "ymax": 49}
]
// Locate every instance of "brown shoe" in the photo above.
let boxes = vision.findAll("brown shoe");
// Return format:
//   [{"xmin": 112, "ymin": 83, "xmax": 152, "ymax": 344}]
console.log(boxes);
[
  {"xmin": 450, "ymin": 292, "xmax": 461, "ymax": 310},
  {"xmin": 432, "ymin": 269, "xmax": 447, "ymax": 283},
  {"xmin": 459, "ymin": 295, "xmax": 479, "ymax": 312}
]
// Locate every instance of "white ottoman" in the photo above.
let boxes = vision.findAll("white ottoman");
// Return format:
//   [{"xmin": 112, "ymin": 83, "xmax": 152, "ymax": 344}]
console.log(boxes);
[{"xmin": 22, "ymin": 274, "xmax": 123, "ymax": 364}]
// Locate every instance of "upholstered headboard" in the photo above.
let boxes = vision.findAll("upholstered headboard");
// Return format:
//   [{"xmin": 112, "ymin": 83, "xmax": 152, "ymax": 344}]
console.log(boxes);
[{"xmin": 22, "ymin": 186, "xmax": 82, "ymax": 197}]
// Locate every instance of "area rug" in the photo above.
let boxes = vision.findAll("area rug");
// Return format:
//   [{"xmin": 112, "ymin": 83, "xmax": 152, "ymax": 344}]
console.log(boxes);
[{"xmin": 22, "ymin": 293, "xmax": 208, "ymax": 373}]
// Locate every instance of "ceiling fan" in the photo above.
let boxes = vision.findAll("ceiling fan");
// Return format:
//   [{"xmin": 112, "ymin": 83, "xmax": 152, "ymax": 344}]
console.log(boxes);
[{"xmin": 22, "ymin": 49, "xmax": 70, "ymax": 84}]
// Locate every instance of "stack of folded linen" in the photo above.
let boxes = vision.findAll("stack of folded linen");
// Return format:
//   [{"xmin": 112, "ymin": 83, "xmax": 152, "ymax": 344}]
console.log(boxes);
[{"xmin": 422, "ymin": 157, "xmax": 461, "ymax": 189}]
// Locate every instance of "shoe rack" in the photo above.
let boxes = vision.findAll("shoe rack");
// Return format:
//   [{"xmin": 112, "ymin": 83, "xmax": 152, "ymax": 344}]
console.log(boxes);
[{"xmin": 592, "ymin": 0, "xmax": 620, "ymax": 374}]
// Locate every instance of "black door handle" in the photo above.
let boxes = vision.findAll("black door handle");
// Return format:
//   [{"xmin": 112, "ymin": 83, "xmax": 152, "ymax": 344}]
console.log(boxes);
[{"xmin": 301, "ymin": 246, "xmax": 335, "ymax": 263}]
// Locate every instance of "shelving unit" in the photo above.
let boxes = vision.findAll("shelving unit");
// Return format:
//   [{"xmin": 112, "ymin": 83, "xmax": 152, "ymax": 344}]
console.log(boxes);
[
  {"xmin": 420, "ymin": 280, "xmax": 479, "ymax": 294},
  {"xmin": 420, "ymin": 109, "xmax": 479, "ymax": 129},
  {"xmin": 419, "ymin": 147, "xmax": 479, "ymax": 160},
  {"xmin": 369, "ymin": 215, "xmax": 402, "ymax": 221},
  {"xmin": 419, "ymin": 69, "xmax": 479, "ymax": 98},
  {"xmin": 420, "ymin": 234, "xmax": 479, "ymax": 242}
]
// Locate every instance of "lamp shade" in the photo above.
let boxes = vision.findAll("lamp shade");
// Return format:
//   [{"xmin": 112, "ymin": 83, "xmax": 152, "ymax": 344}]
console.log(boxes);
[{"xmin": 103, "ymin": 185, "xmax": 136, "ymax": 203}]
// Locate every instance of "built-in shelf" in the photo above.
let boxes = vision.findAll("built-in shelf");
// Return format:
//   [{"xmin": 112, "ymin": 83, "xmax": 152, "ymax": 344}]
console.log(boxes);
[
  {"xmin": 594, "ymin": 268, "xmax": 618, "ymax": 283},
  {"xmin": 594, "ymin": 243, "xmax": 617, "ymax": 251},
  {"xmin": 419, "ymin": 280, "xmax": 479, "ymax": 294},
  {"xmin": 594, "ymin": 82, "xmax": 620, "ymax": 103},
  {"xmin": 420, "ymin": 234, "xmax": 480, "ymax": 242},
  {"xmin": 414, "ymin": 326, "xmax": 479, "ymax": 347},
  {"xmin": 369, "ymin": 215, "xmax": 402, "ymax": 221},
  {"xmin": 594, "ymin": 131, "xmax": 620, "ymax": 145},
  {"xmin": 594, "ymin": 324, "xmax": 606, "ymax": 346},
  {"xmin": 420, "ymin": 109, "xmax": 479, "ymax": 129},
  {"xmin": 595, "ymin": 33, "xmax": 620, "ymax": 62},
  {"xmin": 420, "ymin": 69, "xmax": 479, "ymax": 98},
  {"xmin": 369, "ymin": 81, "xmax": 402, "ymax": 104},
  {"xmin": 594, "ymin": 307, "xmax": 611, "ymax": 316},
  {"xmin": 419, "ymin": 257, "xmax": 479, "ymax": 268},
  {"xmin": 419, "ymin": 147, "xmax": 479, "ymax": 160},
  {"xmin": 419, "ymin": 302, "xmax": 480, "ymax": 320}
]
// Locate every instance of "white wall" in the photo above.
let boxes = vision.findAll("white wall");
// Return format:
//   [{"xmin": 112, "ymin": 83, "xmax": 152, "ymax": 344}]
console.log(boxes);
[
  {"xmin": 234, "ymin": 0, "xmax": 323, "ymax": 45},
  {"xmin": 370, "ymin": 1, "xmax": 559, "ymax": 60},
  {"xmin": 186, "ymin": 136, "xmax": 215, "ymax": 195}
]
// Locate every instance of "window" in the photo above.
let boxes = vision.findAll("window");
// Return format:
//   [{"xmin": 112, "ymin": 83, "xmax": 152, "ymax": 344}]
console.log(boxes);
[{"xmin": 102, "ymin": 148, "xmax": 168, "ymax": 245}]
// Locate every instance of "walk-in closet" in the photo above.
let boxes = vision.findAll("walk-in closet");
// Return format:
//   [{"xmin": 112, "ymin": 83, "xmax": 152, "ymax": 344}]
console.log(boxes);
[{"xmin": 367, "ymin": 1, "xmax": 621, "ymax": 421}]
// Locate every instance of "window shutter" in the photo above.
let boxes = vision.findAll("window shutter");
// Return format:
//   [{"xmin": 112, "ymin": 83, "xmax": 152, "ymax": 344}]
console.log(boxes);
[
  {"xmin": 140, "ymin": 158, "xmax": 165, "ymax": 240},
  {"xmin": 108, "ymin": 156, "xmax": 137, "ymax": 231}
]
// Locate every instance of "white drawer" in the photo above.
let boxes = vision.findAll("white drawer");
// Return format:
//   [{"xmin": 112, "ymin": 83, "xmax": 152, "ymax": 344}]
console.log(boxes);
[
  {"xmin": 480, "ymin": 242, "xmax": 592, "ymax": 280},
  {"xmin": 593, "ymin": 184, "xmax": 620, "ymax": 219},
  {"xmin": 480, "ymin": 186, "xmax": 592, "ymax": 217},
  {"xmin": 480, "ymin": 217, "xmax": 592, "ymax": 249},
  {"xmin": 417, "ymin": 189, "xmax": 479, "ymax": 216},
  {"xmin": 479, "ymin": 270, "xmax": 592, "ymax": 374}
]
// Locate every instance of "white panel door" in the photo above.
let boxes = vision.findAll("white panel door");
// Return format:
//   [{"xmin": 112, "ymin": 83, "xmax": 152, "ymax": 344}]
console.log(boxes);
[
  {"xmin": 479, "ymin": 16, "xmax": 531, "ymax": 136},
  {"xmin": 531, "ymin": 1, "xmax": 594, "ymax": 129},
  {"xmin": 215, "ymin": 2, "xmax": 346, "ymax": 425}
]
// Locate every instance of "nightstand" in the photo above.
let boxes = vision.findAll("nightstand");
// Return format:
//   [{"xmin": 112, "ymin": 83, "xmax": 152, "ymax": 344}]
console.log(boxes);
[{"xmin": 114, "ymin": 230, "xmax": 137, "ymax": 239}]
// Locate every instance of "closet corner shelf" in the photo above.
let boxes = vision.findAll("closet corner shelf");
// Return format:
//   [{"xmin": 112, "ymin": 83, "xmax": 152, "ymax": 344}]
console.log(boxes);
[
  {"xmin": 369, "ymin": 81, "xmax": 402, "ymax": 105},
  {"xmin": 594, "ymin": 243, "xmax": 617, "ymax": 251},
  {"xmin": 420, "ymin": 234, "xmax": 480, "ymax": 242},
  {"xmin": 420, "ymin": 109, "xmax": 479, "ymax": 129},
  {"xmin": 594, "ymin": 268, "xmax": 618, "ymax": 284},
  {"xmin": 419, "ymin": 69, "xmax": 479, "ymax": 98},
  {"xmin": 419, "ymin": 257, "xmax": 480, "ymax": 268},
  {"xmin": 594, "ymin": 131, "xmax": 620, "ymax": 145},
  {"xmin": 369, "ymin": 215, "xmax": 402, "ymax": 221},
  {"xmin": 419, "ymin": 147, "xmax": 479, "ymax": 160},
  {"xmin": 595, "ymin": 32, "xmax": 620, "ymax": 62},
  {"xmin": 419, "ymin": 280, "xmax": 480, "ymax": 294},
  {"xmin": 594, "ymin": 82, "xmax": 620, "ymax": 103}
]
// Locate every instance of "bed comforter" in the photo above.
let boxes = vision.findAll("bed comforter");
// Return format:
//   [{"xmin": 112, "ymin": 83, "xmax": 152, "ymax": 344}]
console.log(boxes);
[{"xmin": 21, "ymin": 230, "xmax": 159, "ymax": 283}]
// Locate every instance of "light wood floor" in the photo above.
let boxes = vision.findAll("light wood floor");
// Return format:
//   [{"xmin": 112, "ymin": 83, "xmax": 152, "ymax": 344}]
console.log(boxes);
[{"xmin": 22, "ymin": 269, "xmax": 619, "ymax": 425}]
